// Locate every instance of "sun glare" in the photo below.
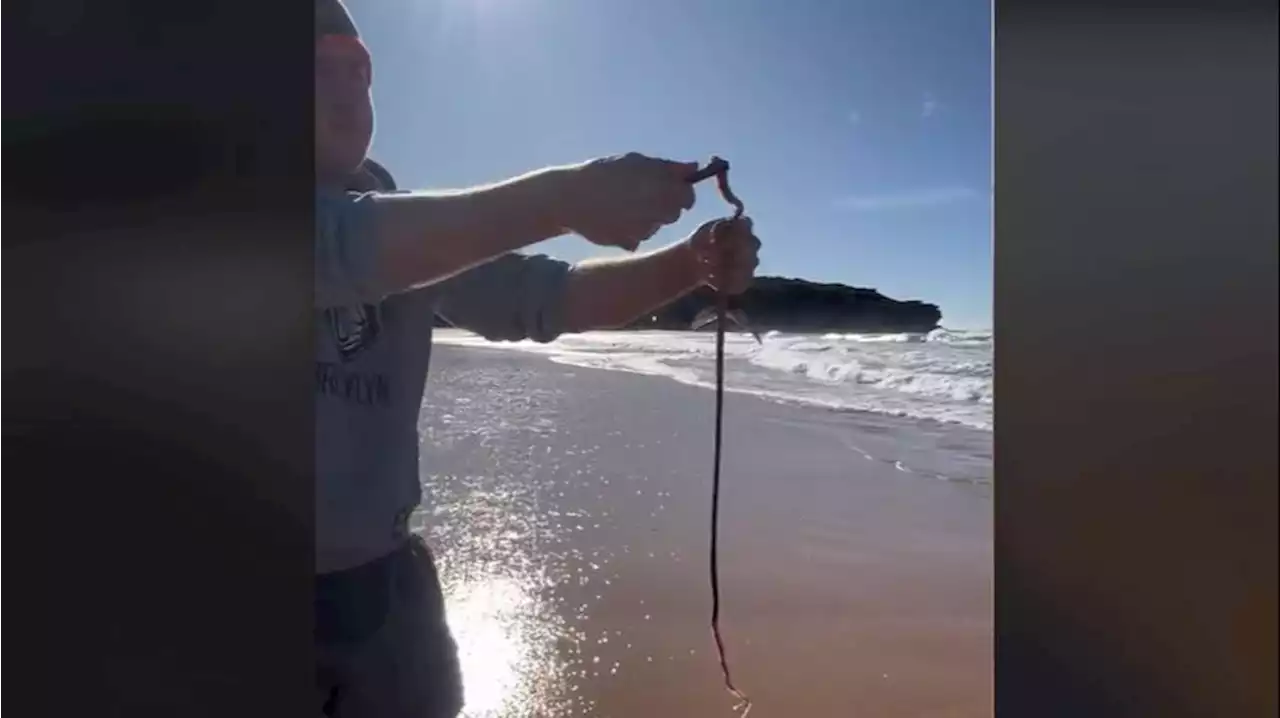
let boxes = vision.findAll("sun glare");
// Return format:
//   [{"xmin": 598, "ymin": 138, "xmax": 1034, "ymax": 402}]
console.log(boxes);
[{"xmin": 441, "ymin": 570, "xmax": 574, "ymax": 718}]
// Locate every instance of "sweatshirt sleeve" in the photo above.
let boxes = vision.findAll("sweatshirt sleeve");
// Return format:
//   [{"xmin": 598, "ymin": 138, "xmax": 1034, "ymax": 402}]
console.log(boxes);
[
  {"xmin": 315, "ymin": 189, "xmax": 385, "ymax": 309},
  {"xmin": 436, "ymin": 252, "xmax": 574, "ymax": 343}
]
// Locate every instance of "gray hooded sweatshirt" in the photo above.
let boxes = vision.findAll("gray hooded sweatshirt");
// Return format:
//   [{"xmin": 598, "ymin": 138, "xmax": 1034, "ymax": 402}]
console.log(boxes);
[{"xmin": 314, "ymin": 160, "xmax": 572, "ymax": 573}]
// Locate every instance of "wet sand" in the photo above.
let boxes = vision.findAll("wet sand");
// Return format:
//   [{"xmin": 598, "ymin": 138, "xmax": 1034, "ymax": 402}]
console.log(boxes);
[{"xmin": 415, "ymin": 346, "xmax": 992, "ymax": 718}]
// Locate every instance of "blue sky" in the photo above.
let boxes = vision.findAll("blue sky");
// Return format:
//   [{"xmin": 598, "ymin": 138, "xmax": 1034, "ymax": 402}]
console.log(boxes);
[{"xmin": 349, "ymin": 0, "xmax": 992, "ymax": 329}]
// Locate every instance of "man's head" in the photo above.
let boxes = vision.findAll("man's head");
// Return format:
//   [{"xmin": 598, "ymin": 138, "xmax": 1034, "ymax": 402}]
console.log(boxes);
[{"xmin": 317, "ymin": 0, "xmax": 374, "ymax": 183}]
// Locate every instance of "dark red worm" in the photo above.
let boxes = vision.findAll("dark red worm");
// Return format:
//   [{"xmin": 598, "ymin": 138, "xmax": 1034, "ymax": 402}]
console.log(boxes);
[{"xmin": 688, "ymin": 157, "xmax": 754, "ymax": 716}]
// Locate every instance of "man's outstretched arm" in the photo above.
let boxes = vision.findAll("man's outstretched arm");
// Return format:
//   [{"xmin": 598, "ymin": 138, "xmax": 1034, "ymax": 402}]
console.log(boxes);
[
  {"xmin": 315, "ymin": 153, "xmax": 697, "ymax": 310},
  {"xmin": 437, "ymin": 218, "xmax": 761, "ymax": 342},
  {"xmin": 563, "ymin": 217, "xmax": 761, "ymax": 332},
  {"xmin": 561, "ymin": 241, "xmax": 702, "ymax": 331},
  {"xmin": 316, "ymin": 168, "xmax": 568, "ymax": 309}
]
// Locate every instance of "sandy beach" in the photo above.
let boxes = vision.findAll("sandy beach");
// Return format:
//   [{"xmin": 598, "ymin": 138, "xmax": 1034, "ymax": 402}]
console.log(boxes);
[{"xmin": 414, "ymin": 345, "xmax": 992, "ymax": 717}]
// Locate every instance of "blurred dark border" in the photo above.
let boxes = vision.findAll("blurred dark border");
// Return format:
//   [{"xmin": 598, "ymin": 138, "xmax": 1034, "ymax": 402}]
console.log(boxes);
[
  {"xmin": 4, "ymin": 0, "xmax": 1276, "ymax": 716},
  {"xmin": 4, "ymin": 1, "xmax": 314, "ymax": 715},
  {"xmin": 995, "ymin": 1, "xmax": 1278, "ymax": 715}
]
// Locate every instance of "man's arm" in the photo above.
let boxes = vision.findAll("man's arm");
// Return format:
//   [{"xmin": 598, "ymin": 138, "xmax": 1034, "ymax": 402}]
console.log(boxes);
[
  {"xmin": 315, "ymin": 152, "xmax": 698, "ymax": 310},
  {"xmin": 438, "ymin": 213, "xmax": 761, "ymax": 342},
  {"xmin": 315, "ymin": 167, "xmax": 569, "ymax": 309},
  {"xmin": 561, "ymin": 241, "xmax": 701, "ymax": 331},
  {"xmin": 435, "ymin": 240, "xmax": 702, "ymax": 343},
  {"xmin": 435, "ymin": 252, "xmax": 575, "ymax": 343},
  {"xmin": 561, "ymin": 215, "xmax": 760, "ymax": 332}
]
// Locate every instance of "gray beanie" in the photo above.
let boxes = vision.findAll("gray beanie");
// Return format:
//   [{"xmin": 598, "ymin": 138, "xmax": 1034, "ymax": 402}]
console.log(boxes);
[
  {"xmin": 317, "ymin": 0, "xmax": 359, "ymax": 38},
  {"xmin": 317, "ymin": 0, "xmax": 392, "ymax": 191}
]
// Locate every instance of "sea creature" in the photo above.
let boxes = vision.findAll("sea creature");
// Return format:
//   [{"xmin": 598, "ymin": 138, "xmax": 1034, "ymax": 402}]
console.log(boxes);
[
  {"xmin": 691, "ymin": 307, "xmax": 762, "ymax": 344},
  {"xmin": 687, "ymin": 157, "xmax": 754, "ymax": 715}
]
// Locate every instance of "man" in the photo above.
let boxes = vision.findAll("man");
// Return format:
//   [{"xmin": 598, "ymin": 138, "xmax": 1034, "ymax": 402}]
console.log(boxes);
[{"xmin": 314, "ymin": 2, "xmax": 762, "ymax": 716}]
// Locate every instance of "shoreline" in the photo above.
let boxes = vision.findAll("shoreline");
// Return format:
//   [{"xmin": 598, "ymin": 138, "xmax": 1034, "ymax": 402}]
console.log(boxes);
[
  {"xmin": 418, "ymin": 345, "xmax": 992, "ymax": 717},
  {"xmin": 434, "ymin": 330, "xmax": 997, "ymax": 439}
]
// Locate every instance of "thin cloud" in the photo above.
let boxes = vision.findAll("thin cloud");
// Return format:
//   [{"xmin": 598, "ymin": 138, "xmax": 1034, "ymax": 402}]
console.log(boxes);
[
  {"xmin": 848, "ymin": 110, "xmax": 861, "ymax": 126},
  {"xmin": 836, "ymin": 186, "xmax": 979, "ymax": 212},
  {"xmin": 921, "ymin": 94, "xmax": 940, "ymax": 118}
]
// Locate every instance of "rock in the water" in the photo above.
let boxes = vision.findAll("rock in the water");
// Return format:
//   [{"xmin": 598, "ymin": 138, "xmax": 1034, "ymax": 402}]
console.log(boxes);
[{"xmin": 630, "ymin": 276, "xmax": 941, "ymax": 333}]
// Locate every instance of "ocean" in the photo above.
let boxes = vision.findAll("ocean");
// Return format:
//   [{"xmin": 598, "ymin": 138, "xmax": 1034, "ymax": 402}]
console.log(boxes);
[{"xmin": 435, "ymin": 327, "xmax": 994, "ymax": 432}]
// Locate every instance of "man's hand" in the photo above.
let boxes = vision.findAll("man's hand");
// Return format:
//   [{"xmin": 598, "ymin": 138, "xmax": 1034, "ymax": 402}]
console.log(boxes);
[
  {"xmin": 558, "ymin": 153, "xmax": 698, "ymax": 252},
  {"xmin": 688, "ymin": 216, "xmax": 762, "ymax": 295}
]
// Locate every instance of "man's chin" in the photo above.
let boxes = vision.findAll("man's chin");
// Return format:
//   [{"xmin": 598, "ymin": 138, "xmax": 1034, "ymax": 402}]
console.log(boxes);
[{"xmin": 317, "ymin": 152, "xmax": 370, "ymax": 186}]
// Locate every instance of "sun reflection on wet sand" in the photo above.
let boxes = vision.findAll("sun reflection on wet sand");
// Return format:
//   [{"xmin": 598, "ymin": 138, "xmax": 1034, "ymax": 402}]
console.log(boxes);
[
  {"xmin": 415, "ymin": 434, "xmax": 606, "ymax": 718},
  {"xmin": 429, "ymin": 527, "xmax": 585, "ymax": 717},
  {"xmin": 418, "ymin": 352, "xmax": 993, "ymax": 717},
  {"xmin": 440, "ymin": 574, "xmax": 545, "ymax": 717}
]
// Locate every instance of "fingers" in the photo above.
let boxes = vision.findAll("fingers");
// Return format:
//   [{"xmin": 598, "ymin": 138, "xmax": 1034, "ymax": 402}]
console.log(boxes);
[
  {"xmin": 672, "ymin": 181, "xmax": 696, "ymax": 212},
  {"xmin": 625, "ymin": 153, "xmax": 696, "ymax": 226},
  {"xmin": 690, "ymin": 216, "xmax": 761, "ymax": 295},
  {"xmin": 618, "ymin": 218, "xmax": 667, "ymax": 252},
  {"xmin": 574, "ymin": 152, "xmax": 733, "ymax": 251},
  {"xmin": 655, "ymin": 159, "xmax": 697, "ymax": 212},
  {"xmin": 655, "ymin": 188, "xmax": 689, "ymax": 224},
  {"xmin": 693, "ymin": 215, "xmax": 755, "ymax": 247},
  {"xmin": 667, "ymin": 160, "xmax": 701, "ymax": 180},
  {"xmin": 634, "ymin": 154, "xmax": 698, "ymax": 212},
  {"xmin": 622, "ymin": 153, "xmax": 698, "ymax": 184}
]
